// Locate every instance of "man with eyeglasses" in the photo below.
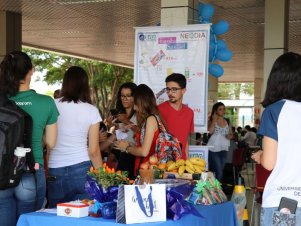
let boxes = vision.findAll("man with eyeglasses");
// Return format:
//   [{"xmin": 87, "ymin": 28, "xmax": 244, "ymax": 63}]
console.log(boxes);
[{"xmin": 158, "ymin": 73, "xmax": 194, "ymax": 159}]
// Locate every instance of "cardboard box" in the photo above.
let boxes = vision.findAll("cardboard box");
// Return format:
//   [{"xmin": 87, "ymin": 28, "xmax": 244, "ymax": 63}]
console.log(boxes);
[
  {"xmin": 163, "ymin": 172, "xmax": 194, "ymax": 180},
  {"xmin": 163, "ymin": 171, "xmax": 214, "ymax": 181},
  {"xmin": 57, "ymin": 202, "xmax": 89, "ymax": 218}
]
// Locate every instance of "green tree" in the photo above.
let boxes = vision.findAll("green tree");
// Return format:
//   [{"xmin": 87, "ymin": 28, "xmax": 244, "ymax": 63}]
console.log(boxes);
[
  {"xmin": 217, "ymin": 83, "xmax": 254, "ymax": 127},
  {"xmin": 218, "ymin": 83, "xmax": 254, "ymax": 100},
  {"xmin": 23, "ymin": 47, "xmax": 133, "ymax": 118}
]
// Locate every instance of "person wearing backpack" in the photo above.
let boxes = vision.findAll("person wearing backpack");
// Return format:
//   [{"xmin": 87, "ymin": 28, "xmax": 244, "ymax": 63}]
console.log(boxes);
[
  {"xmin": 114, "ymin": 84, "xmax": 168, "ymax": 176},
  {"xmin": 0, "ymin": 51, "xmax": 59, "ymax": 226}
]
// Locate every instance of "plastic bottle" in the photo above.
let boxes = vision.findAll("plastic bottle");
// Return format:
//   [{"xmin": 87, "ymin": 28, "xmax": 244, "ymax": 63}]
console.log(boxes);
[
  {"xmin": 231, "ymin": 177, "xmax": 246, "ymax": 226},
  {"xmin": 13, "ymin": 147, "xmax": 31, "ymax": 174}
]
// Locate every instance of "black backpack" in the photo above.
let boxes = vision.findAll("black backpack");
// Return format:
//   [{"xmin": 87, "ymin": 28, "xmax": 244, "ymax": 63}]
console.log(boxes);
[{"xmin": 0, "ymin": 94, "xmax": 35, "ymax": 190}]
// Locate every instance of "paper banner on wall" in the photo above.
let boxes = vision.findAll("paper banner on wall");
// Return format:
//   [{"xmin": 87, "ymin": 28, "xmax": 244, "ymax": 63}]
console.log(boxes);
[{"xmin": 134, "ymin": 24, "xmax": 210, "ymax": 132}]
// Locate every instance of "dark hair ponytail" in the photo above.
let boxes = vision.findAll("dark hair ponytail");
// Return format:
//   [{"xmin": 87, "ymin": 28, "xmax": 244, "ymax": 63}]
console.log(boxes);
[{"xmin": 0, "ymin": 51, "xmax": 33, "ymax": 96}]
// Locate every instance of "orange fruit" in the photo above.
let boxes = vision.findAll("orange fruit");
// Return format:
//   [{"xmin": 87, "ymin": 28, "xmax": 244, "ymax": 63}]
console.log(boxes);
[{"xmin": 157, "ymin": 163, "xmax": 166, "ymax": 170}]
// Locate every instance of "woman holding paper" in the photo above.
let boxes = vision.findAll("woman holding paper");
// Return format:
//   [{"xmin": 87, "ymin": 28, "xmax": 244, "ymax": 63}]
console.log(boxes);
[
  {"xmin": 113, "ymin": 82, "xmax": 137, "ymax": 179},
  {"xmin": 114, "ymin": 84, "xmax": 164, "ymax": 176}
]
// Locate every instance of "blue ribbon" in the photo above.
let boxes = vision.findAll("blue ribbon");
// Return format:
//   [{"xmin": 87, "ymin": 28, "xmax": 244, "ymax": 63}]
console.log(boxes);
[
  {"xmin": 135, "ymin": 186, "xmax": 154, "ymax": 217},
  {"xmin": 166, "ymin": 184, "xmax": 204, "ymax": 220},
  {"xmin": 93, "ymin": 200, "xmax": 117, "ymax": 219},
  {"xmin": 85, "ymin": 175, "xmax": 118, "ymax": 203}
]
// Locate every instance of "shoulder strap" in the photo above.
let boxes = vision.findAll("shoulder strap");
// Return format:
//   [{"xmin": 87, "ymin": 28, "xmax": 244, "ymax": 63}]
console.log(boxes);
[
  {"xmin": 0, "ymin": 94, "xmax": 8, "ymax": 106},
  {"xmin": 225, "ymin": 117, "xmax": 230, "ymax": 125},
  {"xmin": 0, "ymin": 93, "xmax": 14, "ymax": 107},
  {"xmin": 147, "ymin": 114, "xmax": 166, "ymax": 133}
]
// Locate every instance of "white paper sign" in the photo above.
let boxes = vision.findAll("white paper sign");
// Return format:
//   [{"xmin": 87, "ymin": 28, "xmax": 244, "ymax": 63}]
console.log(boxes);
[
  {"xmin": 115, "ymin": 129, "xmax": 128, "ymax": 140},
  {"xmin": 124, "ymin": 184, "xmax": 166, "ymax": 224},
  {"xmin": 134, "ymin": 24, "xmax": 210, "ymax": 133},
  {"xmin": 189, "ymin": 145, "xmax": 212, "ymax": 171}
]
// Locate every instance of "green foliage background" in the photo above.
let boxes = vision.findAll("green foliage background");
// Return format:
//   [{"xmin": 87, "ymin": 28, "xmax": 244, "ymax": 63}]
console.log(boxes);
[
  {"xmin": 218, "ymin": 83, "xmax": 254, "ymax": 127},
  {"xmin": 23, "ymin": 48, "xmax": 133, "ymax": 118}
]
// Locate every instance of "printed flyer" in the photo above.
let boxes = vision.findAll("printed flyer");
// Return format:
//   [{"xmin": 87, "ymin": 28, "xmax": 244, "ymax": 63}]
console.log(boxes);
[{"xmin": 134, "ymin": 24, "xmax": 210, "ymax": 132}]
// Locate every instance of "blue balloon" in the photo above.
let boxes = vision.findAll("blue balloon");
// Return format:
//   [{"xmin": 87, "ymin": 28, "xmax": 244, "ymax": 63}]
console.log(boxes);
[
  {"xmin": 210, "ymin": 33, "xmax": 215, "ymax": 42},
  {"xmin": 209, "ymin": 40, "xmax": 216, "ymax": 52},
  {"xmin": 209, "ymin": 64, "xmax": 224, "ymax": 77},
  {"xmin": 212, "ymin": 20, "xmax": 229, "ymax": 35},
  {"xmin": 199, "ymin": 3, "xmax": 215, "ymax": 21},
  {"xmin": 209, "ymin": 50, "xmax": 215, "ymax": 62},
  {"xmin": 216, "ymin": 49, "xmax": 233, "ymax": 62},
  {"xmin": 216, "ymin": 39, "xmax": 227, "ymax": 50},
  {"xmin": 198, "ymin": 3, "xmax": 205, "ymax": 18},
  {"xmin": 200, "ymin": 19, "xmax": 211, "ymax": 24}
]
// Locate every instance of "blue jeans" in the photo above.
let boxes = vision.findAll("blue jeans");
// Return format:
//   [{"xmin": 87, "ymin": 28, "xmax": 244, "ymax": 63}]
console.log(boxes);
[
  {"xmin": 47, "ymin": 161, "xmax": 92, "ymax": 208},
  {"xmin": 209, "ymin": 151, "xmax": 227, "ymax": 181},
  {"xmin": 0, "ymin": 167, "xmax": 46, "ymax": 226},
  {"xmin": 261, "ymin": 207, "xmax": 301, "ymax": 226}
]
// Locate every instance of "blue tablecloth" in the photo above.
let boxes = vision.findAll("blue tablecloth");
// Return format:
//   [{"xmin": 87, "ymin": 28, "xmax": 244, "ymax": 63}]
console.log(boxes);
[{"xmin": 17, "ymin": 201, "xmax": 238, "ymax": 226}]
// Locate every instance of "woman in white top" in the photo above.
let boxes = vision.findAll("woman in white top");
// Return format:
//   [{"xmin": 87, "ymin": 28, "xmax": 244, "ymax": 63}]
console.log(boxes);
[
  {"xmin": 207, "ymin": 102, "xmax": 232, "ymax": 181},
  {"xmin": 48, "ymin": 66, "xmax": 102, "ymax": 208}
]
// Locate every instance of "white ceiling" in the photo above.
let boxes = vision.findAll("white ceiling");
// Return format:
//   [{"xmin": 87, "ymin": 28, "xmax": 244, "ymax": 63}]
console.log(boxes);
[{"xmin": 0, "ymin": 0, "xmax": 300, "ymax": 82}]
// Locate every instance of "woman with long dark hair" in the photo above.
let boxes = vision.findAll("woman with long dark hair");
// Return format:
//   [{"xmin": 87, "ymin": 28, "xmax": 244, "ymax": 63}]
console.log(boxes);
[
  {"xmin": 48, "ymin": 66, "xmax": 102, "ymax": 207},
  {"xmin": 207, "ymin": 102, "xmax": 232, "ymax": 181},
  {"xmin": 0, "ymin": 51, "xmax": 59, "ymax": 226},
  {"xmin": 113, "ymin": 82, "xmax": 137, "ymax": 179},
  {"xmin": 114, "ymin": 84, "xmax": 164, "ymax": 176},
  {"xmin": 252, "ymin": 52, "xmax": 301, "ymax": 225}
]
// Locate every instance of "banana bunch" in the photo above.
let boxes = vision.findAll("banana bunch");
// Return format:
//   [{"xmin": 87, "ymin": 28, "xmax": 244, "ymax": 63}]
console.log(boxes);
[{"xmin": 166, "ymin": 157, "xmax": 206, "ymax": 176}]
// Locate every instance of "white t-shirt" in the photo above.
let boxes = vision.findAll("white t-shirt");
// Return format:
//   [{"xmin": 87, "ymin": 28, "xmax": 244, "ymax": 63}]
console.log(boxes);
[
  {"xmin": 259, "ymin": 100, "xmax": 301, "ymax": 207},
  {"xmin": 48, "ymin": 98, "xmax": 101, "ymax": 168},
  {"xmin": 241, "ymin": 131, "xmax": 257, "ymax": 146}
]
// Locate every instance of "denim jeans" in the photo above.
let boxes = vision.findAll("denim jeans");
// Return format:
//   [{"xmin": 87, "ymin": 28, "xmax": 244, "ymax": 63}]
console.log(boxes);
[
  {"xmin": 0, "ymin": 167, "xmax": 46, "ymax": 226},
  {"xmin": 261, "ymin": 207, "xmax": 301, "ymax": 226},
  {"xmin": 47, "ymin": 161, "xmax": 92, "ymax": 208},
  {"xmin": 209, "ymin": 150, "xmax": 227, "ymax": 181}
]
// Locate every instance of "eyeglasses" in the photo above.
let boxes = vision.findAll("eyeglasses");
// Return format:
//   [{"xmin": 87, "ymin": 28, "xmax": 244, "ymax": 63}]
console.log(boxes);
[
  {"xmin": 165, "ymin": 87, "xmax": 182, "ymax": 93},
  {"xmin": 121, "ymin": 95, "xmax": 132, "ymax": 100}
]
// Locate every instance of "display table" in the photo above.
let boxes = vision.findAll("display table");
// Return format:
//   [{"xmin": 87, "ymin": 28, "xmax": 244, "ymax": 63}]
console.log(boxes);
[{"xmin": 17, "ymin": 201, "xmax": 238, "ymax": 226}]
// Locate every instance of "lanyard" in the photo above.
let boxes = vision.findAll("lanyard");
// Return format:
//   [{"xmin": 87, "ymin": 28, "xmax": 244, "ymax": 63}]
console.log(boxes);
[{"xmin": 135, "ymin": 186, "xmax": 154, "ymax": 217}]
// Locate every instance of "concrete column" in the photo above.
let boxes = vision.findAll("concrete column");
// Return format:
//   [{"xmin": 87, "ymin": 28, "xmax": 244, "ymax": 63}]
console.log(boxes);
[
  {"xmin": 0, "ymin": 11, "xmax": 22, "ymax": 61},
  {"xmin": 161, "ymin": 0, "xmax": 217, "ymax": 112},
  {"xmin": 161, "ymin": 0, "xmax": 198, "ymax": 26},
  {"xmin": 262, "ymin": 0, "xmax": 289, "ymax": 100},
  {"xmin": 254, "ymin": 78, "xmax": 263, "ymax": 128},
  {"xmin": 208, "ymin": 75, "xmax": 218, "ymax": 109}
]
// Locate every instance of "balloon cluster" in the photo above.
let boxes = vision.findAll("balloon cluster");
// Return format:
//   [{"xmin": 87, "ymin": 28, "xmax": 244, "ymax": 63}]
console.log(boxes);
[{"xmin": 198, "ymin": 2, "xmax": 233, "ymax": 78}]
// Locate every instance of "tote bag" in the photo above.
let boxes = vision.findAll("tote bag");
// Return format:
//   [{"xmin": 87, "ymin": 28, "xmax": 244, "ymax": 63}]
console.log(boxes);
[{"xmin": 116, "ymin": 184, "xmax": 166, "ymax": 224}]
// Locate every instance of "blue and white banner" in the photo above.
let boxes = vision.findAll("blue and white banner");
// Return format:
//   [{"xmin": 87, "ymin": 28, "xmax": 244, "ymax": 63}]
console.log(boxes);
[{"xmin": 134, "ymin": 24, "xmax": 210, "ymax": 132}]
